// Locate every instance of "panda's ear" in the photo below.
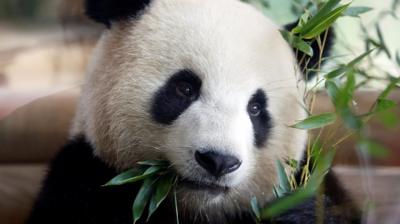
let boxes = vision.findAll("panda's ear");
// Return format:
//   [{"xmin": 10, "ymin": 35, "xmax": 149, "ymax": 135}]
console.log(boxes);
[
  {"xmin": 285, "ymin": 21, "xmax": 335, "ymax": 80},
  {"xmin": 85, "ymin": 0, "xmax": 152, "ymax": 27}
]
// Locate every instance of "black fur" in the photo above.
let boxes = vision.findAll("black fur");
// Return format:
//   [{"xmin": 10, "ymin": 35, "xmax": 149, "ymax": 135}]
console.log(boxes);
[
  {"xmin": 28, "ymin": 137, "xmax": 357, "ymax": 224},
  {"xmin": 247, "ymin": 89, "xmax": 272, "ymax": 148},
  {"xmin": 151, "ymin": 70, "xmax": 202, "ymax": 125},
  {"xmin": 85, "ymin": 0, "xmax": 152, "ymax": 27},
  {"xmin": 285, "ymin": 21, "xmax": 335, "ymax": 80}
]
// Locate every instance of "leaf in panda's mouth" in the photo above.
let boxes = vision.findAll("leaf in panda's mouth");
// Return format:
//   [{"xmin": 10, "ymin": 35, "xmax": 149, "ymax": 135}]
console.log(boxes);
[{"xmin": 103, "ymin": 160, "xmax": 178, "ymax": 224}]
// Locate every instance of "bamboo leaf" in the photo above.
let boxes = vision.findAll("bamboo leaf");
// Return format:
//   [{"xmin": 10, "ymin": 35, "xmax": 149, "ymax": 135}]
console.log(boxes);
[
  {"xmin": 337, "ymin": 70, "xmax": 356, "ymax": 108},
  {"xmin": 147, "ymin": 173, "xmax": 176, "ymax": 221},
  {"xmin": 137, "ymin": 160, "xmax": 170, "ymax": 166},
  {"xmin": 104, "ymin": 166, "xmax": 161, "ymax": 186},
  {"xmin": 376, "ymin": 24, "xmax": 391, "ymax": 59},
  {"xmin": 103, "ymin": 167, "xmax": 146, "ymax": 186},
  {"xmin": 298, "ymin": 0, "xmax": 341, "ymax": 35},
  {"xmin": 347, "ymin": 49, "xmax": 375, "ymax": 67},
  {"xmin": 133, "ymin": 177, "xmax": 158, "ymax": 224},
  {"xmin": 374, "ymin": 99, "xmax": 396, "ymax": 113},
  {"xmin": 291, "ymin": 113, "xmax": 337, "ymax": 130},
  {"xmin": 325, "ymin": 80, "xmax": 340, "ymax": 104},
  {"xmin": 308, "ymin": 149, "xmax": 335, "ymax": 187},
  {"xmin": 261, "ymin": 188, "xmax": 313, "ymax": 219},
  {"xmin": 275, "ymin": 160, "xmax": 291, "ymax": 196},
  {"xmin": 344, "ymin": 6, "xmax": 373, "ymax": 17},
  {"xmin": 326, "ymin": 49, "xmax": 374, "ymax": 79},
  {"xmin": 341, "ymin": 107, "xmax": 363, "ymax": 130},
  {"xmin": 396, "ymin": 51, "xmax": 400, "ymax": 66},
  {"xmin": 325, "ymin": 66, "xmax": 347, "ymax": 79},
  {"xmin": 280, "ymin": 30, "xmax": 314, "ymax": 56},
  {"xmin": 251, "ymin": 197, "xmax": 261, "ymax": 221},
  {"xmin": 261, "ymin": 149, "xmax": 336, "ymax": 219},
  {"xmin": 358, "ymin": 140, "xmax": 389, "ymax": 158},
  {"xmin": 293, "ymin": 37, "xmax": 314, "ymax": 56},
  {"xmin": 303, "ymin": 4, "xmax": 349, "ymax": 39},
  {"xmin": 377, "ymin": 110, "xmax": 400, "ymax": 128},
  {"xmin": 378, "ymin": 77, "xmax": 400, "ymax": 99}
]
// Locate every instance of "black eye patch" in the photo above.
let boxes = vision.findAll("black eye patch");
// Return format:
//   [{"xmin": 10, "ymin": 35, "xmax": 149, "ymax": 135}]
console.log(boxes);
[
  {"xmin": 151, "ymin": 70, "xmax": 202, "ymax": 125},
  {"xmin": 247, "ymin": 89, "xmax": 272, "ymax": 148}
]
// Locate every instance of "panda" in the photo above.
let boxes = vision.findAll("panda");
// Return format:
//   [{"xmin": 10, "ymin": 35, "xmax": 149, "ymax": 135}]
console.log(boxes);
[{"xmin": 28, "ymin": 0, "xmax": 359, "ymax": 223}]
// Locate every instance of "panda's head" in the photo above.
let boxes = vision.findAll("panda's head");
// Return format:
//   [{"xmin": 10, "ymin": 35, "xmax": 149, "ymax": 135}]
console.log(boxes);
[{"xmin": 73, "ymin": 0, "xmax": 327, "ymax": 215}]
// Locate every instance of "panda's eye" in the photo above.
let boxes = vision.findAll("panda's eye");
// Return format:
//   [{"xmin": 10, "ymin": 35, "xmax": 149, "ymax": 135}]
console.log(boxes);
[
  {"xmin": 248, "ymin": 102, "xmax": 261, "ymax": 116},
  {"xmin": 176, "ymin": 81, "xmax": 194, "ymax": 98}
]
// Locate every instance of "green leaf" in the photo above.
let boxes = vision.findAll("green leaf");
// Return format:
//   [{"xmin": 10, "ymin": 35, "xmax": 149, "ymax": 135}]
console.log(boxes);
[
  {"xmin": 377, "ymin": 110, "xmax": 400, "ymax": 128},
  {"xmin": 147, "ymin": 173, "xmax": 176, "ymax": 221},
  {"xmin": 298, "ymin": 0, "xmax": 341, "ymax": 35},
  {"xmin": 344, "ymin": 6, "xmax": 372, "ymax": 17},
  {"xmin": 275, "ymin": 160, "xmax": 291, "ymax": 197},
  {"xmin": 325, "ymin": 66, "xmax": 347, "ymax": 79},
  {"xmin": 325, "ymin": 49, "xmax": 374, "ymax": 79},
  {"xmin": 307, "ymin": 149, "xmax": 336, "ymax": 190},
  {"xmin": 263, "ymin": 149, "xmax": 336, "ymax": 218},
  {"xmin": 104, "ymin": 166, "xmax": 161, "ymax": 186},
  {"xmin": 133, "ymin": 177, "xmax": 158, "ymax": 224},
  {"xmin": 291, "ymin": 11, "xmax": 311, "ymax": 34},
  {"xmin": 337, "ymin": 70, "xmax": 356, "ymax": 108},
  {"xmin": 340, "ymin": 107, "xmax": 363, "ymax": 130},
  {"xmin": 310, "ymin": 140, "xmax": 323, "ymax": 171},
  {"xmin": 251, "ymin": 197, "xmax": 261, "ymax": 221},
  {"xmin": 374, "ymin": 99, "xmax": 396, "ymax": 113},
  {"xmin": 137, "ymin": 160, "xmax": 170, "ymax": 166},
  {"xmin": 358, "ymin": 140, "xmax": 389, "ymax": 158},
  {"xmin": 173, "ymin": 188, "xmax": 180, "ymax": 224},
  {"xmin": 378, "ymin": 76, "xmax": 400, "ymax": 99},
  {"xmin": 103, "ymin": 167, "xmax": 146, "ymax": 186},
  {"xmin": 301, "ymin": 4, "xmax": 350, "ymax": 39},
  {"xmin": 396, "ymin": 51, "xmax": 400, "ymax": 66},
  {"xmin": 291, "ymin": 113, "xmax": 337, "ymax": 130},
  {"xmin": 260, "ymin": 0, "xmax": 270, "ymax": 8},
  {"xmin": 261, "ymin": 188, "xmax": 314, "ymax": 219},
  {"xmin": 288, "ymin": 159, "xmax": 298, "ymax": 169},
  {"xmin": 347, "ymin": 49, "xmax": 375, "ymax": 67},
  {"xmin": 325, "ymin": 80, "xmax": 340, "ymax": 104},
  {"xmin": 293, "ymin": 37, "xmax": 314, "ymax": 56},
  {"xmin": 280, "ymin": 30, "xmax": 314, "ymax": 56},
  {"xmin": 376, "ymin": 25, "xmax": 391, "ymax": 59}
]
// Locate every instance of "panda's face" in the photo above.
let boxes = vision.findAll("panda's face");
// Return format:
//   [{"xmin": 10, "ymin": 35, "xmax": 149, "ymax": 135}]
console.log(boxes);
[{"xmin": 76, "ymin": 0, "xmax": 307, "ymax": 211}]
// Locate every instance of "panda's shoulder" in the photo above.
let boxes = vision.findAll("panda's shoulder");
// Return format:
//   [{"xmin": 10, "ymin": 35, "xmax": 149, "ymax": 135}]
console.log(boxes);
[
  {"xmin": 45, "ymin": 136, "xmax": 115, "ymax": 185},
  {"xmin": 28, "ymin": 136, "xmax": 134, "ymax": 224}
]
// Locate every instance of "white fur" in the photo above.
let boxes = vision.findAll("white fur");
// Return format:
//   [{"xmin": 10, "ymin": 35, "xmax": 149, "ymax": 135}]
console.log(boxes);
[{"xmin": 72, "ymin": 0, "xmax": 307, "ymax": 218}]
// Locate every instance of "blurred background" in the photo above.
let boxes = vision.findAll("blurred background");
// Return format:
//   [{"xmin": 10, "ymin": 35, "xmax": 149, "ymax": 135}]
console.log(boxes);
[{"xmin": 0, "ymin": 0, "xmax": 399, "ymax": 224}]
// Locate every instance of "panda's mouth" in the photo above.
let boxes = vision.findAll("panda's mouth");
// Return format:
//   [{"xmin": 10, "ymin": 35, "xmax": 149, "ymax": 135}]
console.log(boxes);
[{"xmin": 180, "ymin": 178, "xmax": 229, "ymax": 194}]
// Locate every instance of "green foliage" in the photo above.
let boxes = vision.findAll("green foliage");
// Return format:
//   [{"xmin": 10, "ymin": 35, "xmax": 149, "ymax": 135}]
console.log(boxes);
[
  {"xmin": 358, "ymin": 139, "xmax": 389, "ymax": 158},
  {"xmin": 261, "ymin": 150, "xmax": 336, "ymax": 219},
  {"xmin": 296, "ymin": 2, "xmax": 350, "ymax": 39},
  {"xmin": 290, "ymin": 113, "xmax": 337, "ymax": 130},
  {"xmin": 147, "ymin": 173, "xmax": 176, "ymax": 221},
  {"xmin": 280, "ymin": 30, "xmax": 314, "ymax": 56},
  {"xmin": 325, "ymin": 49, "xmax": 375, "ymax": 79},
  {"xmin": 251, "ymin": 197, "xmax": 261, "ymax": 223},
  {"xmin": 253, "ymin": 0, "xmax": 399, "ymax": 221},
  {"xmin": 104, "ymin": 161, "xmax": 178, "ymax": 223},
  {"xmin": 344, "ymin": 7, "xmax": 373, "ymax": 17},
  {"xmin": 273, "ymin": 161, "xmax": 292, "ymax": 198},
  {"xmin": 133, "ymin": 177, "xmax": 158, "ymax": 224}
]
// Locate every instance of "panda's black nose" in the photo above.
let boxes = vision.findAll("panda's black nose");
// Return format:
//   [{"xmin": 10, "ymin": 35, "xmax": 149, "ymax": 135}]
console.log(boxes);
[{"xmin": 195, "ymin": 150, "xmax": 241, "ymax": 177}]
